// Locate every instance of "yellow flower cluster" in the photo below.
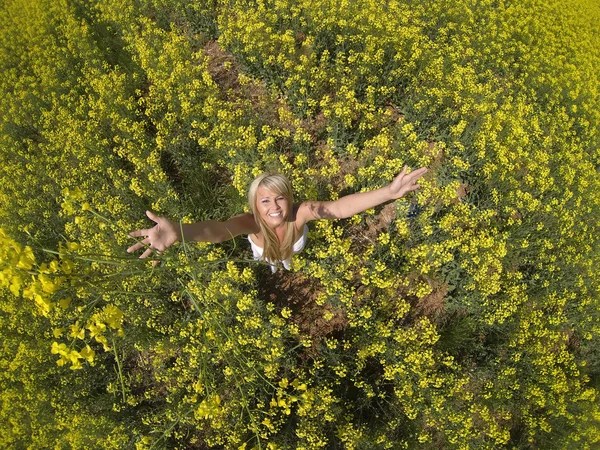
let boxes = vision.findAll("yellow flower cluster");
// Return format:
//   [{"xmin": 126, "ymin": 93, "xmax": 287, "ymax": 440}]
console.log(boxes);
[
  {"xmin": 51, "ymin": 341, "xmax": 95, "ymax": 371},
  {"xmin": 0, "ymin": 228, "xmax": 77, "ymax": 317}
]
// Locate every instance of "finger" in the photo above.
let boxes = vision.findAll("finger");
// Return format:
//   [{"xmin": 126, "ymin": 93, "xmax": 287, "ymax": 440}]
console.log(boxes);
[
  {"xmin": 129, "ymin": 228, "xmax": 151, "ymax": 238},
  {"xmin": 152, "ymin": 260, "xmax": 160, "ymax": 267},
  {"xmin": 407, "ymin": 167, "xmax": 428, "ymax": 182},
  {"xmin": 127, "ymin": 242, "xmax": 145, "ymax": 253},
  {"xmin": 127, "ymin": 237, "xmax": 152, "ymax": 253},
  {"xmin": 140, "ymin": 248, "xmax": 154, "ymax": 259},
  {"xmin": 409, "ymin": 167, "xmax": 428, "ymax": 177},
  {"xmin": 146, "ymin": 210, "xmax": 160, "ymax": 223}
]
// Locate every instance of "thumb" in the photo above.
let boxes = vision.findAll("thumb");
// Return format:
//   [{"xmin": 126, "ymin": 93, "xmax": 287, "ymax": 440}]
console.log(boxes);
[{"xmin": 146, "ymin": 210, "xmax": 160, "ymax": 223}]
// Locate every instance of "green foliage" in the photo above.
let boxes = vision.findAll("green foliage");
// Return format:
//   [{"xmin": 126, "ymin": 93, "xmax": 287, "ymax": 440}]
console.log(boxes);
[{"xmin": 1, "ymin": 0, "xmax": 599, "ymax": 448}]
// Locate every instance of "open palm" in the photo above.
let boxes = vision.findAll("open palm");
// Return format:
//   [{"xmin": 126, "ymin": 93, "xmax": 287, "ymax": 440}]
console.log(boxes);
[
  {"xmin": 388, "ymin": 165, "xmax": 428, "ymax": 199},
  {"xmin": 127, "ymin": 210, "xmax": 179, "ymax": 263}
]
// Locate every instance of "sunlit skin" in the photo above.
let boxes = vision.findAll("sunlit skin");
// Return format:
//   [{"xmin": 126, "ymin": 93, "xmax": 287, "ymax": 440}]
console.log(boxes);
[
  {"xmin": 255, "ymin": 186, "xmax": 290, "ymax": 230},
  {"xmin": 127, "ymin": 165, "xmax": 429, "ymax": 265}
]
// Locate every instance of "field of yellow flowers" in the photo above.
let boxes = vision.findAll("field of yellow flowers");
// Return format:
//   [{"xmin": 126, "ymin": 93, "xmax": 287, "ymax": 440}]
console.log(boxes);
[{"xmin": 1, "ymin": 0, "xmax": 599, "ymax": 448}]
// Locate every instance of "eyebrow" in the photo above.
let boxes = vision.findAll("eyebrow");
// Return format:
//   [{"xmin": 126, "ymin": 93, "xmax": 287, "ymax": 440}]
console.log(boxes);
[{"xmin": 260, "ymin": 194, "xmax": 284, "ymax": 199}]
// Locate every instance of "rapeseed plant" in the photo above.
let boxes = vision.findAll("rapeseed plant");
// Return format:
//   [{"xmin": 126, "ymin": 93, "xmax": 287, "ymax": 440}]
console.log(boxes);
[{"xmin": 1, "ymin": 0, "xmax": 600, "ymax": 447}]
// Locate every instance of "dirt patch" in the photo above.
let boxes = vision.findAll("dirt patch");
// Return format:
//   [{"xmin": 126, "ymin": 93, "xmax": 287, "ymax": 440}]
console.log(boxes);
[
  {"xmin": 204, "ymin": 40, "xmax": 241, "ymax": 93},
  {"xmin": 447, "ymin": 180, "xmax": 471, "ymax": 206},
  {"xmin": 426, "ymin": 141, "xmax": 445, "ymax": 171},
  {"xmin": 301, "ymin": 111, "xmax": 328, "ymax": 143},
  {"xmin": 342, "ymin": 202, "xmax": 397, "ymax": 259},
  {"xmin": 456, "ymin": 182, "xmax": 469, "ymax": 200},
  {"xmin": 416, "ymin": 277, "xmax": 448, "ymax": 318},
  {"xmin": 405, "ymin": 273, "xmax": 449, "ymax": 321},
  {"xmin": 203, "ymin": 41, "xmax": 294, "ymax": 132},
  {"xmin": 385, "ymin": 104, "xmax": 405, "ymax": 124},
  {"xmin": 566, "ymin": 329, "xmax": 580, "ymax": 353},
  {"xmin": 257, "ymin": 269, "xmax": 348, "ymax": 356},
  {"xmin": 364, "ymin": 202, "xmax": 396, "ymax": 240}
]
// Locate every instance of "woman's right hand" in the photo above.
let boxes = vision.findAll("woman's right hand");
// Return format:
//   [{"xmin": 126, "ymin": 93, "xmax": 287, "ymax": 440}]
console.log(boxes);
[{"xmin": 127, "ymin": 210, "xmax": 179, "ymax": 262}]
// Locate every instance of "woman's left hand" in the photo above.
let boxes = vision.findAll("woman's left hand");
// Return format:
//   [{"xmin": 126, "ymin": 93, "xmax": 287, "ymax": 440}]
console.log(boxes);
[{"xmin": 388, "ymin": 165, "xmax": 428, "ymax": 200}]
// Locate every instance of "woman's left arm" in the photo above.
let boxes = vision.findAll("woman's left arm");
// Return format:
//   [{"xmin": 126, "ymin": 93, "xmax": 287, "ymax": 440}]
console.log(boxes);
[{"xmin": 298, "ymin": 166, "xmax": 428, "ymax": 222}]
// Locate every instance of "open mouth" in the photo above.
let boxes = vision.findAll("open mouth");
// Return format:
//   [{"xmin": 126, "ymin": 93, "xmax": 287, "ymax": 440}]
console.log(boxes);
[{"xmin": 269, "ymin": 212, "xmax": 282, "ymax": 217}]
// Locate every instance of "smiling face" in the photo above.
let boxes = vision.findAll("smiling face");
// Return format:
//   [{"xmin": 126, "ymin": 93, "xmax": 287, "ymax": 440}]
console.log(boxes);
[{"xmin": 256, "ymin": 186, "xmax": 290, "ymax": 229}]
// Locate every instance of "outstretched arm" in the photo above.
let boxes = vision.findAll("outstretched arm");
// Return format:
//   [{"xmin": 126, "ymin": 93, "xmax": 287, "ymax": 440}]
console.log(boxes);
[
  {"xmin": 297, "ymin": 165, "xmax": 428, "ymax": 222},
  {"xmin": 127, "ymin": 210, "xmax": 258, "ymax": 262}
]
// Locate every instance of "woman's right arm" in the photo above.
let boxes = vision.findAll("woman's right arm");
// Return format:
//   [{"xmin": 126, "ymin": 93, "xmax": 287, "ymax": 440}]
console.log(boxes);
[
  {"xmin": 127, "ymin": 210, "xmax": 258, "ymax": 260},
  {"xmin": 180, "ymin": 213, "xmax": 259, "ymax": 244}
]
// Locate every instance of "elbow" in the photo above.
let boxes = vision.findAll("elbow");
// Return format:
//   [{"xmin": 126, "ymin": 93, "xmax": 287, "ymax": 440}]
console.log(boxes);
[
  {"xmin": 334, "ymin": 206, "xmax": 350, "ymax": 220},
  {"xmin": 208, "ymin": 230, "xmax": 225, "ymax": 243},
  {"xmin": 212, "ymin": 226, "xmax": 235, "ymax": 243},
  {"xmin": 205, "ymin": 221, "xmax": 228, "ymax": 243}
]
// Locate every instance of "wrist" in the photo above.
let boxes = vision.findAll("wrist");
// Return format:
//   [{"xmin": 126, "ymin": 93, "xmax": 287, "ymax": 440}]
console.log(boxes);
[{"xmin": 383, "ymin": 185, "xmax": 396, "ymax": 201}]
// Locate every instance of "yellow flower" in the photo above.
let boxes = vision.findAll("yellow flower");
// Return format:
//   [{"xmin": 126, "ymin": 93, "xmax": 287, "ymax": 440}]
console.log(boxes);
[
  {"xmin": 69, "ymin": 322, "xmax": 85, "ymax": 340},
  {"xmin": 9, "ymin": 275, "xmax": 22, "ymax": 296},
  {"xmin": 34, "ymin": 295, "xmax": 54, "ymax": 316},
  {"xmin": 61, "ymin": 260, "xmax": 74, "ymax": 274},
  {"xmin": 16, "ymin": 246, "xmax": 35, "ymax": 270},
  {"xmin": 103, "ymin": 304, "xmax": 124, "ymax": 329},
  {"xmin": 95, "ymin": 335, "xmax": 111, "ymax": 351},
  {"xmin": 80, "ymin": 345, "xmax": 95, "ymax": 364},
  {"xmin": 53, "ymin": 328, "xmax": 65, "ymax": 338},
  {"xmin": 87, "ymin": 321, "xmax": 106, "ymax": 338},
  {"xmin": 51, "ymin": 341, "xmax": 68, "ymax": 355},
  {"xmin": 39, "ymin": 274, "xmax": 59, "ymax": 294}
]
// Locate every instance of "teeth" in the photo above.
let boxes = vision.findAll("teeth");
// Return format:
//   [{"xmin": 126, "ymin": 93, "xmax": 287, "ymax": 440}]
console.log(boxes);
[{"xmin": 269, "ymin": 212, "xmax": 281, "ymax": 217}]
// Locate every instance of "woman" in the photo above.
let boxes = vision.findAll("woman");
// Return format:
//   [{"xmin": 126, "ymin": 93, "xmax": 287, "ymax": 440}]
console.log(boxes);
[{"xmin": 127, "ymin": 165, "xmax": 428, "ymax": 271}]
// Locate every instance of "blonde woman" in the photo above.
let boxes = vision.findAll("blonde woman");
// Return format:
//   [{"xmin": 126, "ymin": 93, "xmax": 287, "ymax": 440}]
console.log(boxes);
[{"xmin": 127, "ymin": 166, "xmax": 428, "ymax": 271}]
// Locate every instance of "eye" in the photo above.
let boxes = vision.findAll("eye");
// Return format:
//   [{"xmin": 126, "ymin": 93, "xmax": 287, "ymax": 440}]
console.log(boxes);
[{"xmin": 261, "ymin": 199, "xmax": 270, "ymax": 203}]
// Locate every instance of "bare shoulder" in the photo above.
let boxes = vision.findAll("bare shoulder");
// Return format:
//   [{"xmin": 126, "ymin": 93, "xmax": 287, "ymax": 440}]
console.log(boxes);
[{"xmin": 295, "ymin": 201, "xmax": 340, "ymax": 226}]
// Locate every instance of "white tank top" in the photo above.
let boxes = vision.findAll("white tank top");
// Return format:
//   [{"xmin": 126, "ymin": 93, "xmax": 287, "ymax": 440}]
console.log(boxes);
[{"xmin": 248, "ymin": 224, "xmax": 309, "ymax": 272}]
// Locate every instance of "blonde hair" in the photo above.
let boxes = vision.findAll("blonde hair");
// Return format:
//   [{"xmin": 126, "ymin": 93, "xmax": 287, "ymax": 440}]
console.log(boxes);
[{"xmin": 248, "ymin": 173, "xmax": 296, "ymax": 264}]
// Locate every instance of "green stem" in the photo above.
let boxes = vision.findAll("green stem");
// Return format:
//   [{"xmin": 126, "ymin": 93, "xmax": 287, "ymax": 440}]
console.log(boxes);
[
  {"xmin": 87, "ymin": 208, "xmax": 112, "ymax": 223},
  {"xmin": 179, "ymin": 220, "xmax": 189, "ymax": 261},
  {"xmin": 148, "ymin": 408, "xmax": 194, "ymax": 450},
  {"xmin": 179, "ymin": 281, "xmax": 278, "ymax": 392},
  {"xmin": 112, "ymin": 336, "xmax": 127, "ymax": 403}
]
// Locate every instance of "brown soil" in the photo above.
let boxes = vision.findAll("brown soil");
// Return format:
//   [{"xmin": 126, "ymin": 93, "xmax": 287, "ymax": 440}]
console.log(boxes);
[
  {"xmin": 341, "ymin": 202, "xmax": 397, "ymax": 260},
  {"xmin": 258, "ymin": 269, "xmax": 348, "ymax": 357},
  {"xmin": 385, "ymin": 104, "xmax": 405, "ymax": 124},
  {"xmin": 426, "ymin": 141, "xmax": 445, "ymax": 171},
  {"xmin": 204, "ymin": 40, "xmax": 241, "ymax": 93},
  {"xmin": 456, "ymin": 182, "xmax": 469, "ymax": 200},
  {"xmin": 203, "ymin": 40, "xmax": 288, "ymax": 128},
  {"xmin": 416, "ymin": 278, "xmax": 448, "ymax": 318},
  {"xmin": 302, "ymin": 111, "xmax": 328, "ymax": 143},
  {"xmin": 405, "ymin": 273, "xmax": 449, "ymax": 321},
  {"xmin": 363, "ymin": 202, "xmax": 396, "ymax": 241}
]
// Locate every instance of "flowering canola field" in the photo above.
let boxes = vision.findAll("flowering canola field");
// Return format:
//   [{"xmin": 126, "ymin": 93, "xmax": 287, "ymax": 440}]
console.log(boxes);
[{"xmin": 1, "ymin": 0, "xmax": 599, "ymax": 448}]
